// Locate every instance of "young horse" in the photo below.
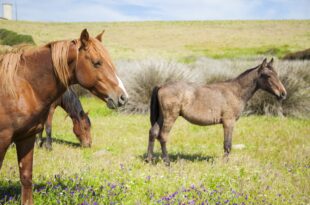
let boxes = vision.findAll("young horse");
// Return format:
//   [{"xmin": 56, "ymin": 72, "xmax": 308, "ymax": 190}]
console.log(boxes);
[
  {"xmin": 38, "ymin": 89, "xmax": 91, "ymax": 150},
  {"xmin": 146, "ymin": 58, "xmax": 286, "ymax": 165},
  {"xmin": 0, "ymin": 29, "xmax": 128, "ymax": 205}
]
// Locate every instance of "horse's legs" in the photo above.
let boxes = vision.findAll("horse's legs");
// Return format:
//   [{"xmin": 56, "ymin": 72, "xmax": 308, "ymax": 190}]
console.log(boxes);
[
  {"xmin": 159, "ymin": 116, "xmax": 177, "ymax": 166},
  {"xmin": 16, "ymin": 136, "xmax": 35, "ymax": 205},
  {"xmin": 38, "ymin": 131, "xmax": 44, "ymax": 147},
  {"xmin": 45, "ymin": 107, "xmax": 55, "ymax": 150},
  {"xmin": 0, "ymin": 130, "xmax": 12, "ymax": 169},
  {"xmin": 223, "ymin": 119, "xmax": 235, "ymax": 157},
  {"xmin": 146, "ymin": 122, "xmax": 160, "ymax": 163}
]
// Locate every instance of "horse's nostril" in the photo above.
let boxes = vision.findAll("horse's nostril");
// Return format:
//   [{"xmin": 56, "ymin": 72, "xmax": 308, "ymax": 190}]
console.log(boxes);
[
  {"xmin": 119, "ymin": 94, "xmax": 128, "ymax": 105},
  {"xmin": 280, "ymin": 92, "xmax": 287, "ymax": 99}
]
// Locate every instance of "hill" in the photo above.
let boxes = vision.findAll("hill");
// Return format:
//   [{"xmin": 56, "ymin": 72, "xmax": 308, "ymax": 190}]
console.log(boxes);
[{"xmin": 0, "ymin": 20, "xmax": 309, "ymax": 61}]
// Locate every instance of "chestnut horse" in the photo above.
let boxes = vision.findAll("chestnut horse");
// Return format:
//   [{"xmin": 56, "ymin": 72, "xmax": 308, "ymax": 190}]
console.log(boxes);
[
  {"xmin": 0, "ymin": 29, "xmax": 128, "ymax": 205},
  {"xmin": 38, "ymin": 89, "xmax": 91, "ymax": 150},
  {"xmin": 146, "ymin": 58, "xmax": 286, "ymax": 166}
]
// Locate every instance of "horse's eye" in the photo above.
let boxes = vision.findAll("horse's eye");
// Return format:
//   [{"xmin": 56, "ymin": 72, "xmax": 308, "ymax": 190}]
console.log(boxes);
[{"xmin": 93, "ymin": 61, "xmax": 102, "ymax": 68}]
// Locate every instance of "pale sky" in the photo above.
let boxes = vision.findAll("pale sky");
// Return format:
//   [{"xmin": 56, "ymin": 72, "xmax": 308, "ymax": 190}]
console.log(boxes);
[{"xmin": 2, "ymin": 0, "xmax": 310, "ymax": 22}]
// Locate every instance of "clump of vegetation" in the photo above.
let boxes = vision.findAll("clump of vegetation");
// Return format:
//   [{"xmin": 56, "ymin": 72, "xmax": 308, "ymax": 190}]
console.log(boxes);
[
  {"xmin": 117, "ymin": 58, "xmax": 310, "ymax": 118},
  {"xmin": 117, "ymin": 59, "xmax": 198, "ymax": 114},
  {"xmin": 0, "ymin": 29, "xmax": 35, "ymax": 46},
  {"xmin": 283, "ymin": 48, "xmax": 310, "ymax": 60}
]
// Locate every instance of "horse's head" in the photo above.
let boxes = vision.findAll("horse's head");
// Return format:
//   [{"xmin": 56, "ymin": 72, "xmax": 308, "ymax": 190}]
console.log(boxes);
[
  {"xmin": 72, "ymin": 111, "xmax": 92, "ymax": 147},
  {"xmin": 257, "ymin": 58, "xmax": 287, "ymax": 100},
  {"xmin": 74, "ymin": 29, "xmax": 128, "ymax": 109}
]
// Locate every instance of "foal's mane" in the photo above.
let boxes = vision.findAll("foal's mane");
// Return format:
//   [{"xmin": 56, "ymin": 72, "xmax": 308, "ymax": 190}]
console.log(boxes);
[
  {"xmin": 235, "ymin": 65, "xmax": 259, "ymax": 80},
  {"xmin": 0, "ymin": 40, "xmax": 75, "ymax": 95}
]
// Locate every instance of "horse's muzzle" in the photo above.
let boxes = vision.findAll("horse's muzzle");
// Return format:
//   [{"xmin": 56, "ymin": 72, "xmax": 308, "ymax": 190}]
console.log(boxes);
[{"xmin": 106, "ymin": 94, "xmax": 128, "ymax": 109}]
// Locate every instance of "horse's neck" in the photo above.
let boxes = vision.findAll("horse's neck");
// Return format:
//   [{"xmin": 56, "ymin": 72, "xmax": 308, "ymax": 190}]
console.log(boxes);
[
  {"xmin": 60, "ymin": 90, "xmax": 83, "ymax": 118},
  {"xmin": 22, "ymin": 47, "xmax": 70, "ymax": 107},
  {"xmin": 234, "ymin": 68, "xmax": 259, "ymax": 103}
]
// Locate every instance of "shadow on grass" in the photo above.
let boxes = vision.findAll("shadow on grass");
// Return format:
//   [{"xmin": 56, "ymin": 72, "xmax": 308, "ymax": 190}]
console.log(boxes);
[
  {"xmin": 37, "ymin": 137, "xmax": 80, "ymax": 148},
  {"xmin": 0, "ymin": 181, "xmax": 47, "ymax": 203},
  {"xmin": 0, "ymin": 181, "xmax": 21, "ymax": 203},
  {"xmin": 139, "ymin": 152, "xmax": 215, "ymax": 164}
]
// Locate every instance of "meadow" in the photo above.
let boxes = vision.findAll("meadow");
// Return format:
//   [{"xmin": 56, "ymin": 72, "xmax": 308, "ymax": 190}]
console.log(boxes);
[
  {"xmin": 0, "ymin": 20, "xmax": 309, "ymax": 204},
  {"xmin": 0, "ymin": 20, "xmax": 309, "ymax": 60},
  {"xmin": 0, "ymin": 98, "xmax": 309, "ymax": 204}
]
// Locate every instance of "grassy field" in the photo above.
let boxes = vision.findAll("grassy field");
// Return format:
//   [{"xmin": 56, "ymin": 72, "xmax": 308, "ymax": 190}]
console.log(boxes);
[
  {"xmin": 0, "ymin": 97, "xmax": 309, "ymax": 204},
  {"xmin": 0, "ymin": 20, "xmax": 309, "ymax": 60}
]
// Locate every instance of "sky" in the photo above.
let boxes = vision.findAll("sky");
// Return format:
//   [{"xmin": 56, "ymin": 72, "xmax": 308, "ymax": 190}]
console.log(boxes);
[{"xmin": 1, "ymin": 0, "xmax": 310, "ymax": 22}]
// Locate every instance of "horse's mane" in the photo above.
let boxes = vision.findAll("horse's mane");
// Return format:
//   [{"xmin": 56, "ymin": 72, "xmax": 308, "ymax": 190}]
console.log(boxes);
[
  {"xmin": 0, "ymin": 52, "xmax": 21, "ymax": 95},
  {"xmin": 235, "ymin": 65, "xmax": 259, "ymax": 80},
  {"xmin": 48, "ymin": 40, "xmax": 71, "ymax": 87},
  {"xmin": 0, "ymin": 40, "xmax": 73, "ymax": 96}
]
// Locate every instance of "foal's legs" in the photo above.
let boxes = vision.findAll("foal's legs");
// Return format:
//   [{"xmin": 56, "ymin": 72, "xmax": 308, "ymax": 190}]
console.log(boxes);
[
  {"xmin": 158, "ymin": 115, "xmax": 178, "ymax": 166},
  {"xmin": 44, "ymin": 107, "xmax": 55, "ymax": 150},
  {"xmin": 146, "ymin": 122, "xmax": 160, "ymax": 163},
  {"xmin": 16, "ymin": 136, "xmax": 36, "ymax": 205},
  {"xmin": 223, "ymin": 119, "xmax": 235, "ymax": 157}
]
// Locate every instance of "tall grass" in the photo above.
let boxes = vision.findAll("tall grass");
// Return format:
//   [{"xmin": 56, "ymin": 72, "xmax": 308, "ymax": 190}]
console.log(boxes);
[
  {"xmin": 117, "ymin": 58, "xmax": 310, "ymax": 118},
  {"xmin": 117, "ymin": 59, "xmax": 198, "ymax": 113}
]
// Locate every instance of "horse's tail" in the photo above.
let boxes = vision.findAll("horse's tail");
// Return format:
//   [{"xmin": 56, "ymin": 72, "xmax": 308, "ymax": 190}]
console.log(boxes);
[{"xmin": 150, "ymin": 86, "xmax": 160, "ymax": 126}]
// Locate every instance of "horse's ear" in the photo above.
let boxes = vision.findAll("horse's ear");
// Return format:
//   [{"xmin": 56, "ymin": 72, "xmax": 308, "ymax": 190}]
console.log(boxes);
[
  {"xmin": 80, "ymin": 29, "xmax": 89, "ymax": 47},
  {"xmin": 268, "ymin": 58, "xmax": 274, "ymax": 67},
  {"xmin": 96, "ymin": 30, "xmax": 105, "ymax": 42},
  {"xmin": 258, "ymin": 58, "xmax": 267, "ymax": 73}
]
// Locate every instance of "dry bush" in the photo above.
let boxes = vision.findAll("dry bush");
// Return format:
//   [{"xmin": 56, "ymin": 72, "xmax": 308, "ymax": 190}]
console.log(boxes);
[
  {"xmin": 116, "ymin": 58, "xmax": 310, "ymax": 118},
  {"xmin": 117, "ymin": 59, "xmax": 199, "ymax": 114}
]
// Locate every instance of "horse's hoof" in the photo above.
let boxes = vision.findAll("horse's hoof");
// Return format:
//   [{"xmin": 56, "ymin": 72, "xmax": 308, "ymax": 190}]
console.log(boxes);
[
  {"xmin": 145, "ymin": 158, "xmax": 152, "ymax": 163},
  {"xmin": 45, "ymin": 144, "xmax": 52, "ymax": 151},
  {"xmin": 164, "ymin": 160, "xmax": 170, "ymax": 166}
]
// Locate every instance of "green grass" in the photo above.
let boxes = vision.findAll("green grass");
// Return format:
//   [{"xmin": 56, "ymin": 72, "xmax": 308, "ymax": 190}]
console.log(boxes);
[
  {"xmin": 0, "ymin": 20, "xmax": 309, "ymax": 60},
  {"xmin": 0, "ymin": 98, "xmax": 309, "ymax": 204}
]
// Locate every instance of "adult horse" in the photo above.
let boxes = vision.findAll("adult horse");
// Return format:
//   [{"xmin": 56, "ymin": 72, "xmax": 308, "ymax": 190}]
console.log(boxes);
[
  {"xmin": 0, "ymin": 29, "xmax": 128, "ymax": 205},
  {"xmin": 38, "ymin": 88, "xmax": 91, "ymax": 150},
  {"xmin": 146, "ymin": 58, "xmax": 286, "ymax": 165}
]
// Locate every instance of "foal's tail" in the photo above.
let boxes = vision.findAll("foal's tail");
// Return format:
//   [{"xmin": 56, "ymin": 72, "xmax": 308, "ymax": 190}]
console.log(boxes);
[{"xmin": 150, "ymin": 86, "xmax": 160, "ymax": 126}]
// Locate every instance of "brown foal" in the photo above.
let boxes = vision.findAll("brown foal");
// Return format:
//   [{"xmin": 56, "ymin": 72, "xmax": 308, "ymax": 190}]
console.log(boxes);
[
  {"xmin": 146, "ymin": 58, "xmax": 286, "ymax": 165},
  {"xmin": 0, "ymin": 29, "xmax": 128, "ymax": 204}
]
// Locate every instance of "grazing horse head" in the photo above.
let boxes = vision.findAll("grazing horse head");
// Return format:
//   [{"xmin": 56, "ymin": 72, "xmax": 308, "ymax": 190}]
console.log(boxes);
[
  {"xmin": 257, "ymin": 58, "xmax": 287, "ymax": 100},
  {"xmin": 72, "ymin": 111, "xmax": 92, "ymax": 147},
  {"xmin": 72, "ymin": 29, "xmax": 128, "ymax": 109}
]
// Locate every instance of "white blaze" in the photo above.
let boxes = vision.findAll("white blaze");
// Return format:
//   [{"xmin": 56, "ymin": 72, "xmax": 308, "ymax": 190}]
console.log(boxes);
[{"xmin": 116, "ymin": 75, "xmax": 129, "ymax": 98}]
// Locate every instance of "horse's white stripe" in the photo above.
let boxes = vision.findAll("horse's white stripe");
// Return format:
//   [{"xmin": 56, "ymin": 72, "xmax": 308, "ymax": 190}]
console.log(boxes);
[{"xmin": 116, "ymin": 75, "xmax": 129, "ymax": 98}]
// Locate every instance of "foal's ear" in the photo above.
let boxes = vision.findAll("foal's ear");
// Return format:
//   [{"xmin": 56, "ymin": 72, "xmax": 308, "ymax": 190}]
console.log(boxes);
[
  {"xmin": 267, "ymin": 58, "xmax": 274, "ymax": 67},
  {"xmin": 80, "ymin": 29, "xmax": 90, "ymax": 48},
  {"xmin": 96, "ymin": 30, "xmax": 105, "ymax": 42},
  {"xmin": 258, "ymin": 58, "xmax": 267, "ymax": 73}
]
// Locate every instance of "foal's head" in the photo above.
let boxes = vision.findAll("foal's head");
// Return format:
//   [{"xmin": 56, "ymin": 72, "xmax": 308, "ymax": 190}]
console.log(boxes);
[
  {"xmin": 257, "ymin": 58, "xmax": 287, "ymax": 100},
  {"xmin": 74, "ymin": 29, "xmax": 128, "ymax": 109},
  {"xmin": 72, "ymin": 111, "xmax": 92, "ymax": 147}
]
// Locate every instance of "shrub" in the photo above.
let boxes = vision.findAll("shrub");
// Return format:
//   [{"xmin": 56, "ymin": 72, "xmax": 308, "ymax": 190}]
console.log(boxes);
[
  {"xmin": 117, "ymin": 59, "xmax": 198, "ymax": 114},
  {"xmin": 116, "ymin": 58, "xmax": 310, "ymax": 118},
  {"xmin": 0, "ymin": 29, "xmax": 35, "ymax": 46}
]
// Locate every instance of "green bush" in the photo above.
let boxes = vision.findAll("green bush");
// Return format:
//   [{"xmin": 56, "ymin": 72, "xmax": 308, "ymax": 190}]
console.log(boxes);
[{"xmin": 0, "ymin": 29, "xmax": 35, "ymax": 46}]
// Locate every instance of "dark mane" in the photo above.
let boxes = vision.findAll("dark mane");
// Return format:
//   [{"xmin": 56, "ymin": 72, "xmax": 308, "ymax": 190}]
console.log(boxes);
[
  {"xmin": 60, "ymin": 88, "xmax": 90, "ymax": 126},
  {"xmin": 235, "ymin": 65, "xmax": 259, "ymax": 80}
]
